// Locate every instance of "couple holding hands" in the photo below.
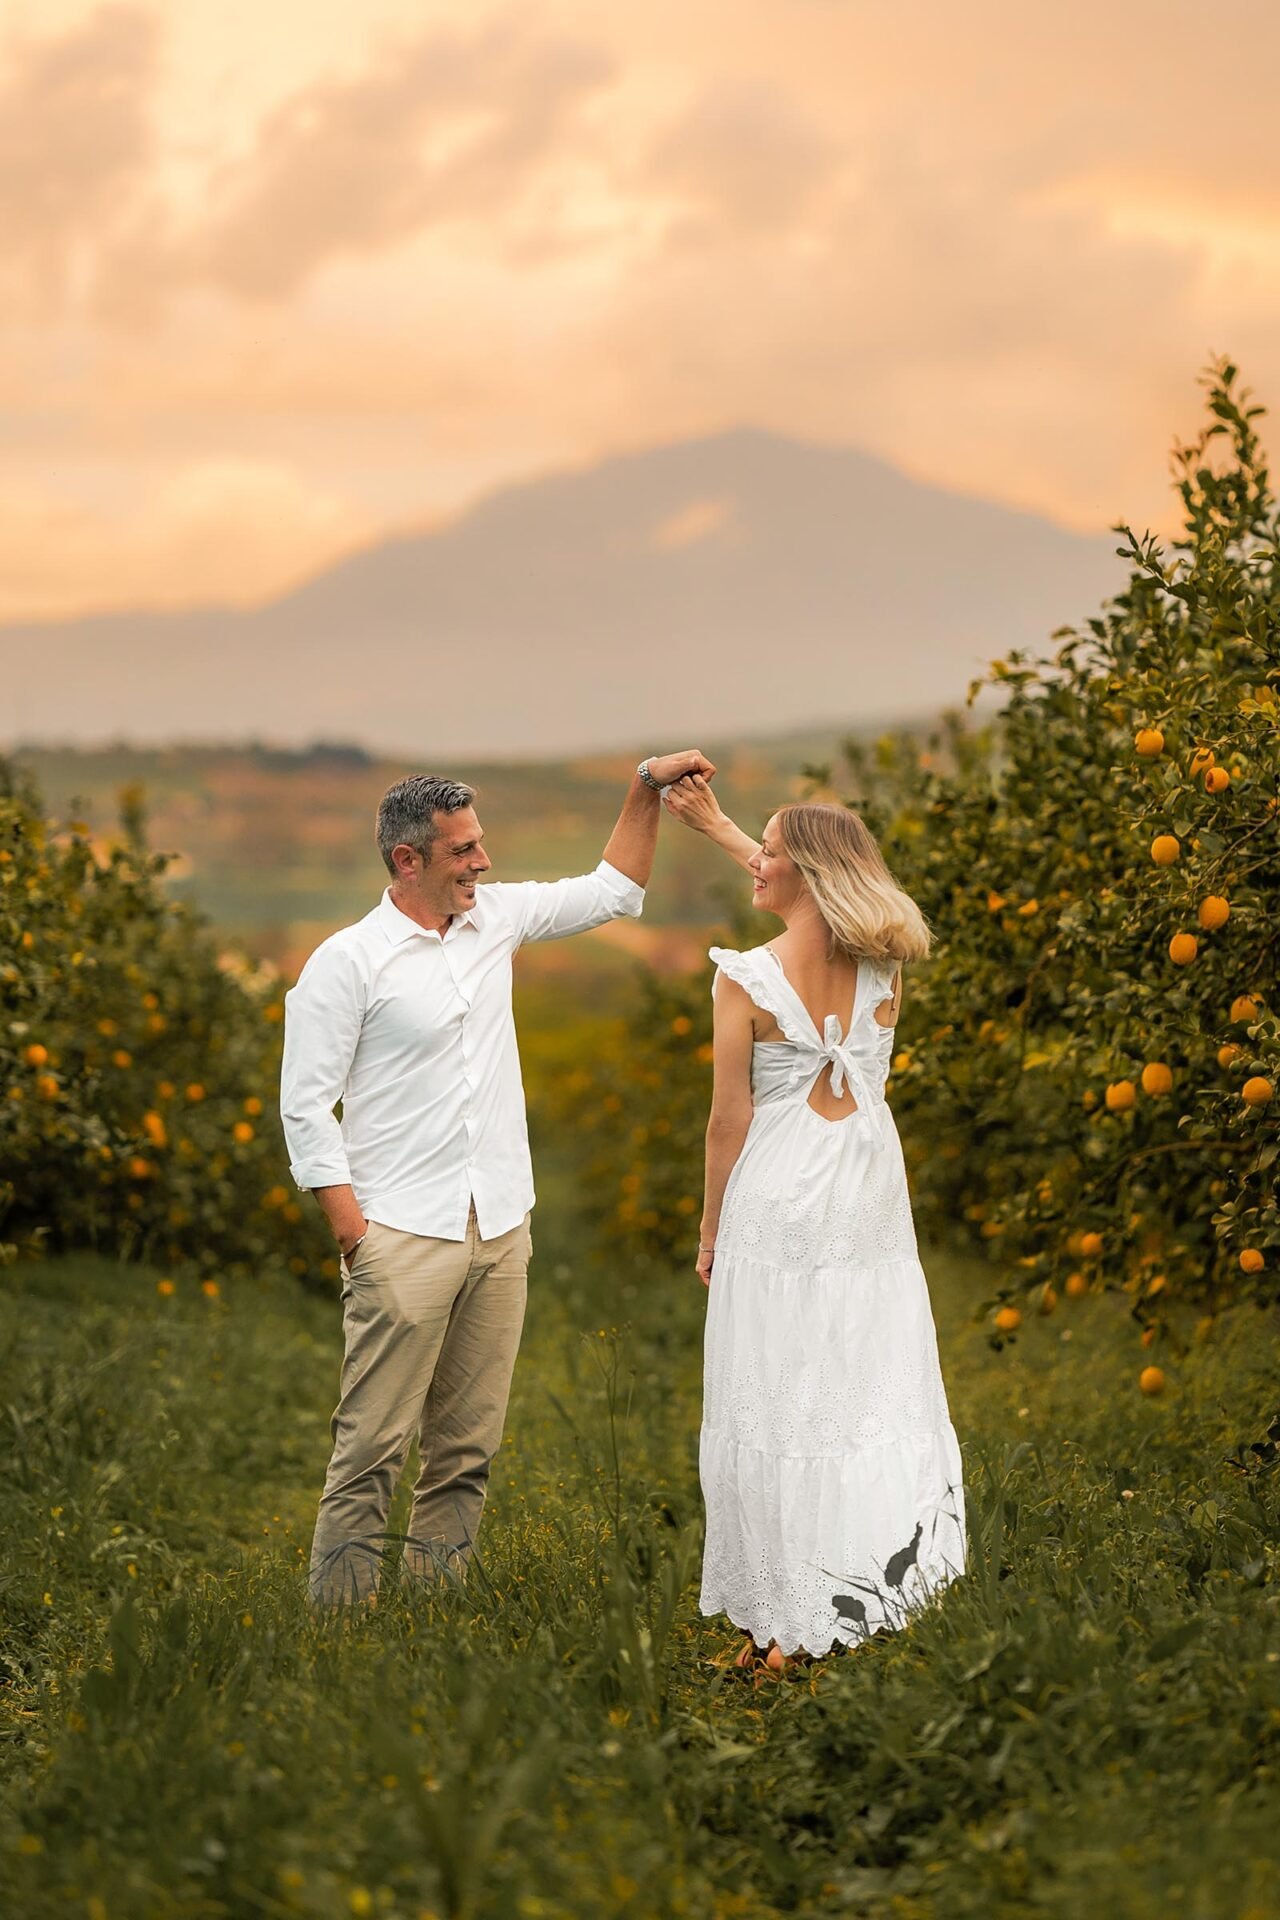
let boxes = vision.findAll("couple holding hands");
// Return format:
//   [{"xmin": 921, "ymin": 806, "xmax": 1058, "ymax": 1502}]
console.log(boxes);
[{"xmin": 280, "ymin": 748, "xmax": 965, "ymax": 1670}]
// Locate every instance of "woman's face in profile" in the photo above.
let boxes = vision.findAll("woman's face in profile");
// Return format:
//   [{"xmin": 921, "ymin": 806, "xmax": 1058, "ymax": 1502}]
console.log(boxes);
[{"xmin": 748, "ymin": 814, "xmax": 806, "ymax": 917}]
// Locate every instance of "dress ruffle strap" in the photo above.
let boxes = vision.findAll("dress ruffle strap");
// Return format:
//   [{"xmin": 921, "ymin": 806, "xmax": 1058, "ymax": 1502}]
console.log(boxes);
[{"xmin": 708, "ymin": 945, "xmax": 813, "ymax": 1049}]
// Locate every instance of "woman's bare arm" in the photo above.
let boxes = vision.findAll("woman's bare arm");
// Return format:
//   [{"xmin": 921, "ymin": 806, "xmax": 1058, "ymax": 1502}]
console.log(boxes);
[
  {"xmin": 664, "ymin": 773, "xmax": 761, "ymax": 872},
  {"xmin": 698, "ymin": 974, "xmax": 756, "ymax": 1284}
]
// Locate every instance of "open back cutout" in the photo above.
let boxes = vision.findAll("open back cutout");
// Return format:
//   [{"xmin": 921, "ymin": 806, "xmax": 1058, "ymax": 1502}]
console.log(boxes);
[{"xmin": 748, "ymin": 952, "xmax": 902, "ymax": 1121}]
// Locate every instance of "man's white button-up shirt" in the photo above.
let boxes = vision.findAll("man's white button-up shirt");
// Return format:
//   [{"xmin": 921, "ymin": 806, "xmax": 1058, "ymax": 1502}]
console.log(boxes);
[{"xmin": 280, "ymin": 861, "xmax": 644, "ymax": 1241}]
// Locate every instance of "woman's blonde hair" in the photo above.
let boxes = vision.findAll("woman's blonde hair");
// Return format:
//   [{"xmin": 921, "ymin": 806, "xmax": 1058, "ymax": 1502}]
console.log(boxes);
[{"xmin": 773, "ymin": 803, "xmax": 931, "ymax": 964}]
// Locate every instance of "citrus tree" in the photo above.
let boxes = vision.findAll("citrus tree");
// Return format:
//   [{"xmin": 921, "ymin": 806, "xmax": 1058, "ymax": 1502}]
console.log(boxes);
[
  {"xmin": 0, "ymin": 764, "xmax": 334, "ymax": 1287},
  {"xmin": 562, "ymin": 361, "xmax": 1278, "ymax": 1370}
]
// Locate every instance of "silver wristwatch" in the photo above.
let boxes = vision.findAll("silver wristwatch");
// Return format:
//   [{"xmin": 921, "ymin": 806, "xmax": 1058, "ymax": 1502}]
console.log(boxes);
[{"xmin": 637, "ymin": 759, "xmax": 662, "ymax": 792}]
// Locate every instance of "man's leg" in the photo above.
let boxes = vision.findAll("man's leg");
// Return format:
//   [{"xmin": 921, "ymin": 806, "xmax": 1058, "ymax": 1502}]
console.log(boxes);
[
  {"xmin": 405, "ymin": 1210, "xmax": 531, "ymax": 1579},
  {"xmin": 308, "ymin": 1220, "xmax": 471, "ymax": 1605}
]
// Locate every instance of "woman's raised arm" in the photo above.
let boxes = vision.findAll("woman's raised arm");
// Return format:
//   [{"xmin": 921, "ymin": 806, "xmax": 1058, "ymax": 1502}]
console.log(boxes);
[{"xmin": 663, "ymin": 773, "xmax": 761, "ymax": 872}]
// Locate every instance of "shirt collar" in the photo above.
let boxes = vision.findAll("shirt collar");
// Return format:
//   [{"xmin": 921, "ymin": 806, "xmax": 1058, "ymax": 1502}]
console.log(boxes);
[{"xmin": 377, "ymin": 887, "xmax": 479, "ymax": 946}]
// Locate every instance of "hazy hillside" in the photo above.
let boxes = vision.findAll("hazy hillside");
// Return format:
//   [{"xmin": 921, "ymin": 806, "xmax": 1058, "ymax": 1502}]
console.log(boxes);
[{"xmin": 0, "ymin": 431, "xmax": 1120, "ymax": 757}]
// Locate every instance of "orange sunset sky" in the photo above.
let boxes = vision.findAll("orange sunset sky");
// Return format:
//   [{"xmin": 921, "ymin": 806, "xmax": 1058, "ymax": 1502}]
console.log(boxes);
[{"xmin": 3, "ymin": 0, "xmax": 1279, "ymax": 623}]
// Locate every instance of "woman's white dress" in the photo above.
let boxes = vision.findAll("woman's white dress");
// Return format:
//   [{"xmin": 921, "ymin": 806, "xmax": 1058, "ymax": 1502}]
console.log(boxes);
[{"xmin": 700, "ymin": 943, "xmax": 966, "ymax": 1656}]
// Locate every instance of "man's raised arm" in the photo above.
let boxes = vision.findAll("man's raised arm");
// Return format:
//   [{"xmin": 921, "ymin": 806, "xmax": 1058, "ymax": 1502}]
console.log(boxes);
[
  {"xmin": 506, "ymin": 749, "xmax": 717, "ymax": 946},
  {"xmin": 601, "ymin": 749, "xmax": 717, "ymax": 887}
]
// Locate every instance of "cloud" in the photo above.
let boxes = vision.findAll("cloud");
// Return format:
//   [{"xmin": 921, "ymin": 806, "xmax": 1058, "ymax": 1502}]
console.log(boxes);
[
  {"xmin": 650, "ymin": 497, "xmax": 737, "ymax": 549},
  {"xmin": 0, "ymin": 458, "xmax": 370, "ymax": 620},
  {"xmin": 93, "ymin": 16, "xmax": 616, "ymax": 311},
  {"xmin": 0, "ymin": 3, "xmax": 158, "ymax": 315},
  {"xmin": 643, "ymin": 80, "xmax": 837, "ymax": 236}
]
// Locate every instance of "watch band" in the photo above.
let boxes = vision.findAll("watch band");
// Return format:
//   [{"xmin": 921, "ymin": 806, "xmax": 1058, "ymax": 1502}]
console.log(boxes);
[{"xmin": 638, "ymin": 759, "xmax": 662, "ymax": 792}]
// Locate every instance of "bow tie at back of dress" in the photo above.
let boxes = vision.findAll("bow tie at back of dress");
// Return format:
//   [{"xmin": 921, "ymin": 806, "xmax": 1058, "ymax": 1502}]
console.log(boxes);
[
  {"xmin": 779, "ymin": 1008, "xmax": 890, "ymax": 1144},
  {"xmin": 751, "ymin": 950, "xmax": 891, "ymax": 1146}
]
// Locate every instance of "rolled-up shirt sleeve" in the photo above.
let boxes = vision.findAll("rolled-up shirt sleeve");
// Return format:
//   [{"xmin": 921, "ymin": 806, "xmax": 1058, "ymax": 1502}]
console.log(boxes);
[
  {"xmin": 498, "ymin": 860, "xmax": 645, "ymax": 946},
  {"xmin": 280, "ymin": 940, "xmax": 366, "ymax": 1191}
]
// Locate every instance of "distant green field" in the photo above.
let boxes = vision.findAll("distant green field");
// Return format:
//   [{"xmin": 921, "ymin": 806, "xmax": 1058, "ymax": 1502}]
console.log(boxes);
[
  {"xmin": 3, "ymin": 1164, "xmax": 1277, "ymax": 1917},
  {"xmin": 13, "ymin": 730, "xmax": 862, "ymax": 972}
]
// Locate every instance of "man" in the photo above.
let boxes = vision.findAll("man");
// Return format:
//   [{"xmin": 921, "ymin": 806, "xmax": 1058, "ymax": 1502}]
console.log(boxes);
[{"xmin": 280, "ymin": 751, "xmax": 713, "ymax": 1604}]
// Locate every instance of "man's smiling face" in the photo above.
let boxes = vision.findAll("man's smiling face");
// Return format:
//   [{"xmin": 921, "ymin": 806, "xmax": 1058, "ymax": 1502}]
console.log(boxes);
[{"xmin": 395, "ymin": 805, "xmax": 492, "ymax": 921}]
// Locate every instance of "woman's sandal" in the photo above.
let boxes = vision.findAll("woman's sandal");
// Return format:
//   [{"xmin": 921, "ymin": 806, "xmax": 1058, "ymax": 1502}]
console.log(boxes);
[
  {"xmin": 723, "ymin": 1636, "xmax": 823, "ymax": 1681},
  {"xmin": 722, "ymin": 1636, "xmax": 771, "ymax": 1679}
]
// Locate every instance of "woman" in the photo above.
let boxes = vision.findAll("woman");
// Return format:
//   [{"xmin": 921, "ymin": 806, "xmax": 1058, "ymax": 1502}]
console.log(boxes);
[{"xmin": 663, "ymin": 778, "xmax": 966, "ymax": 1673}]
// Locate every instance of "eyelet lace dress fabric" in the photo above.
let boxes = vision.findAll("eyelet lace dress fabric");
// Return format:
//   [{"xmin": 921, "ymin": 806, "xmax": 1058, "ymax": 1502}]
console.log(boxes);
[{"xmin": 700, "ymin": 944, "xmax": 967, "ymax": 1656}]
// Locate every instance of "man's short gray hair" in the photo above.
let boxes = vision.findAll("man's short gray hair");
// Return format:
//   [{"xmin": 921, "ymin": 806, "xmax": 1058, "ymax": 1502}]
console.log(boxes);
[{"xmin": 376, "ymin": 774, "xmax": 477, "ymax": 875}]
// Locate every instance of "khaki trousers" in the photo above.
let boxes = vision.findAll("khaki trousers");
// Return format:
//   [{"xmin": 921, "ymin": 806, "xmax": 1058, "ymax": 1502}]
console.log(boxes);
[{"xmin": 308, "ymin": 1203, "xmax": 530, "ymax": 1605}]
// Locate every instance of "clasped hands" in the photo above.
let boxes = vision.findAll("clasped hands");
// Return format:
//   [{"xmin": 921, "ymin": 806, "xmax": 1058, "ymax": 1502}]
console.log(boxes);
[{"xmin": 646, "ymin": 748, "xmax": 717, "ymax": 788}]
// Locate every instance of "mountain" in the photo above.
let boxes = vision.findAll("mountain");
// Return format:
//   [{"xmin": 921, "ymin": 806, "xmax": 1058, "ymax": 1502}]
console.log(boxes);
[{"xmin": 0, "ymin": 430, "xmax": 1122, "ymax": 757}]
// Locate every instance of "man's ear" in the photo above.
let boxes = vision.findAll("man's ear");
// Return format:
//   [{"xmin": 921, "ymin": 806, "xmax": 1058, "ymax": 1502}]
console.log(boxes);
[{"xmin": 391, "ymin": 842, "xmax": 421, "ymax": 879}]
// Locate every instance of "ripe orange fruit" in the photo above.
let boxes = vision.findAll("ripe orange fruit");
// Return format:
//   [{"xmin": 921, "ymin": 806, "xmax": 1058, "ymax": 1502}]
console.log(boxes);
[
  {"xmin": 1140, "ymin": 1327, "xmax": 1157, "ymax": 1349},
  {"xmin": 1188, "ymin": 746, "xmax": 1215, "ymax": 777},
  {"xmin": 1204, "ymin": 766, "xmax": 1231, "ymax": 794},
  {"xmin": 1141, "ymin": 1062, "xmax": 1173, "ymax": 1096},
  {"xmin": 1239, "ymin": 1249, "xmax": 1265, "ymax": 1274},
  {"xmin": 1150, "ymin": 834, "xmax": 1180, "ymax": 866},
  {"xmin": 1135, "ymin": 727, "xmax": 1164, "ymax": 757},
  {"xmin": 23, "ymin": 1042, "xmax": 49, "ymax": 1067},
  {"xmin": 1105, "ymin": 1079, "xmax": 1136, "ymax": 1111},
  {"xmin": 1082, "ymin": 1090, "xmax": 1098, "ymax": 1112},
  {"xmin": 1139, "ymin": 1365, "xmax": 1166, "ymax": 1396},
  {"xmin": 994, "ymin": 1306, "xmax": 1022, "ymax": 1333},
  {"xmin": 142, "ymin": 1111, "xmax": 167, "ymax": 1149},
  {"xmin": 1217, "ymin": 1044, "xmax": 1242, "ymax": 1069},
  {"xmin": 1242, "ymin": 1077, "xmax": 1274, "ymax": 1107},
  {"xmin": 1230, "ymin": 993, "xmax": 1261, "ymax": 1024},
  {"xmin": 1168, "ymin": 933, "xmax": 1198, "ymax": 965},
  {"xmin": 232, "ymin": 1120, "xmax": 255, "ymax": 1143},
  {"xmin": 1146, "ymin": 1273, "xmax": 1167, "ymax": 1296},
  {"xmin": 35, "ymin": 1074, "xmax": 59, "ymax": 1101},
  {"xmin": 986, "ymin": 892, "xmax": 1006, "ymax": 912},
  {"xmin": 185, "ymin": 1083, "xmax": 206, "ymax": 1102},
  {"xmin": 1065, "ymin": 1272, "xmax": 1090, "ymax": 1299},
  {"xmin": 1080, "ymin": 1231, "xmax": 1103, "ymax": 1258},
  {"xmin": 1038, "ymin": 1283, "xmax": 1058, "ymax": 1315},
  {"xmin": 1197, "ymin": 896, "xmax": 1230, "ymax": 931}
]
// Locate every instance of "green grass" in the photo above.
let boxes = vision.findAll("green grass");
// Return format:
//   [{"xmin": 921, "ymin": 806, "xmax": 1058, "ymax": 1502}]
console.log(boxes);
[{"xmin": 2, "ymin": 1206, "xmax": 1278, "ymax": 1919}]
